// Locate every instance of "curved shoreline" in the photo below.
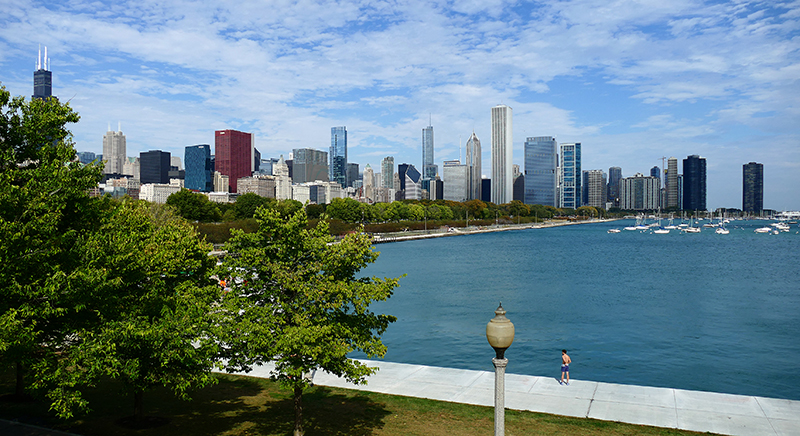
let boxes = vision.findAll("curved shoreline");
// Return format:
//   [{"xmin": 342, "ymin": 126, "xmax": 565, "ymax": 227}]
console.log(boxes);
[{"xmin": 372, "ymin": 218, "xmax": 622, "ymax": 244}]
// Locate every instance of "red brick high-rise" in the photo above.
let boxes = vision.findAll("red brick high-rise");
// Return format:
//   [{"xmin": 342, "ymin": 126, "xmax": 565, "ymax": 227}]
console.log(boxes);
[{"xmin": 215, "ymin": 129, "xmax": 253, "ymax": 193}]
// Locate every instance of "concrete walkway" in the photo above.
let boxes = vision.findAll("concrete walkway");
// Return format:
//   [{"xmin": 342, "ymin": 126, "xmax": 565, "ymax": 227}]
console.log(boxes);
[{"xmin": 230, "ymin": 360, "xmax": 800, "ymax": 436}]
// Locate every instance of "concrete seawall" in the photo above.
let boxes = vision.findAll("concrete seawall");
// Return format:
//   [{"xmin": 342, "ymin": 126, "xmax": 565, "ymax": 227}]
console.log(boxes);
[{"xmin": 224, "ymin": 359, "xmax": 800, "ymax": 436}]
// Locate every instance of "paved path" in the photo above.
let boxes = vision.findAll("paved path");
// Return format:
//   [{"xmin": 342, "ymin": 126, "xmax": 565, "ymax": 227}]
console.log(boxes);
[{"xmin": 228, "ymin": 360, "xmax": 800, "ymax": 436}]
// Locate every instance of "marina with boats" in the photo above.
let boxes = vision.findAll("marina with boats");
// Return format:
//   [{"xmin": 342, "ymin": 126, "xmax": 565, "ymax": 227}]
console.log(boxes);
[{"xmin": 607, "ymin": 214, "xmax": 798, "ymax": 235}]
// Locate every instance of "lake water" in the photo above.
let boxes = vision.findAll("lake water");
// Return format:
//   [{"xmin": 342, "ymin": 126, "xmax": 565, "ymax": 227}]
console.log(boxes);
[{"xmin": 355, "ymin": 219, "xmax": 800, "ymax": 401}]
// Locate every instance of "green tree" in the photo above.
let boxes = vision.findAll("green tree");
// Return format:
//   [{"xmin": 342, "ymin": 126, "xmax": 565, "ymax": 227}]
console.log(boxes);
[
  {"xmin": 326, "ymin": 197, "xmax": 361, "ymax": 222},
  {"xmin": 56, "ymin": 201, "xmax": 220, "ymax": 420},
  {"xmin": 386, "ymin": 201, "xmax": 409, "ymax": 221},
  {"xmin": 166, "ymin": 188, "xmax": 221, "ymax": 222},
  {"xmin": 507, "ymin": 200, "xmax": 530, "ymax": 218},
  {"xmin": 305, "ymin": 202, "xmax": 326, "ymax": 219},
  {"xmin": 464, "ymin": 199, "xmax": 487, "ymax": 218},
  {"xmin": 217, "ymin": 207, "xmax": 399, "ymax": 436},
  {"xmin": 276, "ymin": 199, "xmax": 303, "ymax": 218},
  {"xmin": 408, "ymin": 203, "xmax": 425, "ymax": 221},
  {"xmin": 234, "ymin": 192, "xmax": 274, "ymax": 219},
  {"xmin": 0, "ymin": 86, "xmax": 103, "ymax": 400}
]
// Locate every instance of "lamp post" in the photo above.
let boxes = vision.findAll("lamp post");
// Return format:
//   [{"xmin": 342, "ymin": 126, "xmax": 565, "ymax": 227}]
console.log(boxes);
[{"xmin": 486, "ymin": 303, "xmax": 515, "ymax": 436}]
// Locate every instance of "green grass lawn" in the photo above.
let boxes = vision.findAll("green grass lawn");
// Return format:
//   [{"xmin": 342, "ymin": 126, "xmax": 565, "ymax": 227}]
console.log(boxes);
[{"xmin": 1, "ymin": 370, "xmax": 710, "ymax": 436}]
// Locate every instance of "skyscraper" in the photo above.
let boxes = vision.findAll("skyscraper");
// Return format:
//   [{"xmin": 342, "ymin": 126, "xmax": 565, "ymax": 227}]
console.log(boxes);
[
  {"xmin": 465, "ymin": 132, "xmax": 482, "ymax": 200},
  {"xmin": 363, "ymin": 164, "xmax": 374, "ymax": 202},
  {"xmin": 33, "ymin": 46, "xmax": 52, "ymax": 100},
  {"xmin": 607, "ymin": 166, "xmax": 622, "ymax": 207},
  {"xmin": 620, "ymin": 173, "xmax": 661, "ymax": 210},
  {"xmin": 404, "ymin": 164, "xmax": 422, "ymax": 200},
  {"xmin": 185, "ymin": 144, "xmax": 213, "ymax": 192},
  {"xmin": 666, "ymin": 157, "xmax": 679, "ymax": 209},
  {"xmin": 292, "ymin": 148, "xmax": 328, "ymax": 184},
  {"xmin": 743, "ymin": 162, "xmax": 763, "ymax": 214},
  {"xmin": 650, "ymin": 166, "xmax": 661, "ymax": 181},
  {"xmin": 524, "ymin": 136, "xmax": 557, "ymax": 206},
  {"xmin": 443, "ymin": 159, "xmax": 468, "ymax": 202},
  {"xmin": 215, "ymin": 129, "xmax": 254, "ymax": 193},
  {"xmin": 559, "ymin": 143, "xmax": 581, "ymax": 209},
  {"xmin": 422, "ymin": 123, "xmax": 437, "ymax": 191},
  {"xmin": 102, "ymin": 128, "xmax": 126, "ymax": 176},
  {"xmin": 683, "ymin": 155, "xmax": 707, "ymax": 211},
  {"xmin": 346, "ymin": 163, "xmax": 359, "ymax": 188},
  {"xmin": 491, "ymin": 104, "xmax": 513, "ymax": 204},
  {"xmin": 140, "ymin": 150, "xmax": 171, "ymax": 185},
  {"xmin": 77, "ymin": 151, "xmax": 96, "ymax": 165},
  {"xmin": 330, "ymin": 126, "xmax": 347, "ymax": 188},
  {"xmin": 381, "ymin": 156, "xmax": 394, "ymax": 189},
  {"xmin": 586, "ymin": 169, "xmax": 606, "ymax": 208}
]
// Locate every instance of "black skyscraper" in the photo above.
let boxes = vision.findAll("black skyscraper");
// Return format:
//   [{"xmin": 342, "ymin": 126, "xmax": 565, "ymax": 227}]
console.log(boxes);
[
  {"xmin": 397, "ymin": 163, "xmax": 409, "ymax": 192},
  {"xmin": 140, "ymin": 150, "xmax": 171, "ymax": 184},
  {"xmin": 683, "ymin": 155, "xmax": 706, "ymax": 211},
  {"xmin": 743, "ymin": 162, "xmax": 763, "ymax": 214},
  {"xmin": 33, "ymin": 47, "xmax": 52, "ymax": 100}
]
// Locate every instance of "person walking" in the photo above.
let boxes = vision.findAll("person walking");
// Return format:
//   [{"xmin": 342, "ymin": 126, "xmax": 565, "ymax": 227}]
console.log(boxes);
[{"xmin": 560, "ymin": 349, "xmax": 571, "ymax": 385}]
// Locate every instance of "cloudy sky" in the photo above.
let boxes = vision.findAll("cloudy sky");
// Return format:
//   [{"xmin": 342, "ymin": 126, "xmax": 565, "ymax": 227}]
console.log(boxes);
[{"xmin": 1, "ymin": 0, "xmax": 798, "ymax": 210}]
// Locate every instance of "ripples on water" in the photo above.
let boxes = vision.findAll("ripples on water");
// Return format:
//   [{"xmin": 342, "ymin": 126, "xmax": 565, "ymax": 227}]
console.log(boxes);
[{"xmin": 354, "ymin": 219, "xmax": 800, "ymax": 400}]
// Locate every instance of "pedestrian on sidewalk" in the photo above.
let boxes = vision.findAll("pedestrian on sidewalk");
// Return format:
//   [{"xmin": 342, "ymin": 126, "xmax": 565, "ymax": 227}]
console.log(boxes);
[{"xmin": 560, "ymin": 349, "xmax": 571, "ymax": 385}]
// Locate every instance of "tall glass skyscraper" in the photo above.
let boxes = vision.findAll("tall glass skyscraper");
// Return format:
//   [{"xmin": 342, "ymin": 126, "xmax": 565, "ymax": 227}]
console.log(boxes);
[
  {"xmin": 743, "ymin": 162, "xmax": 763, "ymax": 214},
  {"xmin": 465, "ymin": 132, "xmax": 482, "ymax": 200},
  {"xmin": 491, "ymin": 104, "xmax": 513, "ymax": 205},
  {"xmin": 559, "ymin": 143, "xmax": 581, "ymax": 209},
  {"xmin": 683, "ymin": 155, "xmax": 707, "ymax": 211},
  {"xmin": 607, "ymin": 166, "xmax": 622, "ymax": 207},
  {"xmin": 185, "ymin": 144, "xmax": 213, "ymax": 192},
  {"xmin": 422, "ymin": 124, "xmax": 436, "ymax": 191},
  {"xmin": 330, "ymin": 126, "xmax": 347, "ymax": 188},
  {"xmin": 523, "ymin": 136, "xmax": 557, "ymax": 206},
  {"xmin": 381, "ymin": 156, "xmax": 394, "ymax": 189}
]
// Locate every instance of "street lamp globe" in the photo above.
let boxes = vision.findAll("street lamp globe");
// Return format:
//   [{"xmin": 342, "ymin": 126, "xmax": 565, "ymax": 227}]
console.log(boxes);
[{"xmin": 486, "ymin": 303, "xmax": 515, "ymax": 359}]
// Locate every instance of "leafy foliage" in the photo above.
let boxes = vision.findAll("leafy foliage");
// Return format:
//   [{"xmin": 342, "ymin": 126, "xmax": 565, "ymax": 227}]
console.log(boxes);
[
  {"xmin": 0, "ymin": 85, "xmax": 104, "ymax": 401},
  {"xmin": 50, "ymin": 201, "xmax": 221, "ymax": 419},
  {"xmin": 216, "ymin": 207, "xmax": 399, "ymax": 435},
  {"xmin": 166, "ymin": 188, "xmax": 221, "ymax": 222}
]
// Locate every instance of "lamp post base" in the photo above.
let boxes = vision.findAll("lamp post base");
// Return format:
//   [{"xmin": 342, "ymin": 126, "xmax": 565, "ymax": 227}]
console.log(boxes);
[{"xmin": 493, "ymin": 357, "xmax": 508, "ymax": 436}]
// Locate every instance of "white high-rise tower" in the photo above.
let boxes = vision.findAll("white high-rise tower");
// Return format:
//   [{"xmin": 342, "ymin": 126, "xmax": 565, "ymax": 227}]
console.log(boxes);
[
  {"xmin": 102, "ymin": 126, "xmax": 126, "ymax": 175},
  {"xmin": 491, "ymin": 105, "xmax": 513, "ymax": 204}
]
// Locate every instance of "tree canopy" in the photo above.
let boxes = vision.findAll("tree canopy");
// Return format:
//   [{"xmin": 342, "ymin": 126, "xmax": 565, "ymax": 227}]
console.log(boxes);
[
  {"xmin": 216, "ymin": 207, "xmax": 400, "ymax": 435},
  {"xmin": 0, "ymin": 85, "xmax": 104, "ymax": 401}
]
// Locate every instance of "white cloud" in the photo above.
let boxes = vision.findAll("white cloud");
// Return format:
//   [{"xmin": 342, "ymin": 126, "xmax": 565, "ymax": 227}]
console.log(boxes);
[{"xmin": 1, "ymin": 0, "xmax": 799, "ymax": 209}]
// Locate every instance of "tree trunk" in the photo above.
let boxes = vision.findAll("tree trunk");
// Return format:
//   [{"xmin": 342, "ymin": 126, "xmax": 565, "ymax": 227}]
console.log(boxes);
[
  {"xmin": 134, "ymin": 391, "xmax": 144, "ymax": 421},
  {"xmin": 15, "ymin": 361, "xmax": 24, "ymax": 398},
  {"xmin": 293, "ymin": 385, "xmax": 303, "ymax": 436}
]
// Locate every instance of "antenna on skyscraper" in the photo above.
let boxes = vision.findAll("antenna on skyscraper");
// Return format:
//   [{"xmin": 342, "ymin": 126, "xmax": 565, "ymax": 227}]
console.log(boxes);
[
  {"xmin": 118, "ymin": 121, "xmax": 121, "ymax": 132},
  {"xmin": 44, "ymin": 46, "xmax": 48, "ymax": 71},
  {"xmin": 37, "ymin": 44, "xmax": 41, "ymax": 70},
  {"xmin": 459, "ymin": 134, "xmax": 462, "ymax": 163},
  {"xmin": 108, "ymin": 122, "xmax": 111, "ymax": 132}
]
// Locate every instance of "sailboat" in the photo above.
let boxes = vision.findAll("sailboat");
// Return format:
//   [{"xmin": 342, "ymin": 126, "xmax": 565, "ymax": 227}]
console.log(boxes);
[{"xmin": 683, "ymin": 215, "xmax": 701, "ymax": 233}]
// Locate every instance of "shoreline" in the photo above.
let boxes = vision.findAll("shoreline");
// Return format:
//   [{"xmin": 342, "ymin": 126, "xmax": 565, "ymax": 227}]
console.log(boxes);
[{"xmin": 372, "ymin": 218, "xmax": 622, "ymax": 243}]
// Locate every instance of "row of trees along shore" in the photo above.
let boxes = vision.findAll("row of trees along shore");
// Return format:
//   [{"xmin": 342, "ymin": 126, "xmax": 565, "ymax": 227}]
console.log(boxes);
[
  {"xmin": 0, "ymin": 85, "xmax": 400, "ymax": 436},
  {"xmin": 167, "ymin": 189, "xmax": 613, "ymax": 244}
]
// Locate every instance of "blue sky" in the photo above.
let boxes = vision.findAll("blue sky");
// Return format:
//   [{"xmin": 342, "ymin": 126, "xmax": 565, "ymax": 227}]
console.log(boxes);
[{"xmin": 1, "ymin": 0, "xmax": 798, "ymax": 210}]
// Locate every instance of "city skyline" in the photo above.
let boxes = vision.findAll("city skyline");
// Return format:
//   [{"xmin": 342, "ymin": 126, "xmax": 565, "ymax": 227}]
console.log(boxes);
[{"xmin": 1, "ymin": 1, "xmax": 798, "ymax": 210}]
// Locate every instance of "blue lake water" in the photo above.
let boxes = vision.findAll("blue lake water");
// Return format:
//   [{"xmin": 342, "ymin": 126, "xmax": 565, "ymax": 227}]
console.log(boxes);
[{"xmin": 354, "ymin": 219, "xmax": 800, "ymax": 401}]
